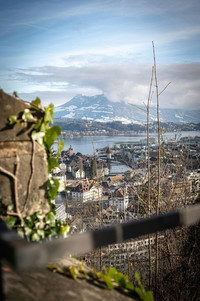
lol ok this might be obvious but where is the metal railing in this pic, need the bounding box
[1,204,200,299]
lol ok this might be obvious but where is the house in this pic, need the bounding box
[108,186,129,211]
[66,159,85,179]
[59,162,66,173]
[71,180,103,202]
[102,205,120,225]
[136,158,146,169]
[71,166,85,179]
[107,174,124,186]
[102,181,115,194]
[52,171,66,183]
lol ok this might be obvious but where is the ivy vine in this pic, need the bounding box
[4,92,69,240]
[49,263,154,301]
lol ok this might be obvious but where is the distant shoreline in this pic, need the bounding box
[60,129,200,139]
[54,131,200,155]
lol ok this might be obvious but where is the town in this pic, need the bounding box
[54,119,200,138]
[51,134,200,278]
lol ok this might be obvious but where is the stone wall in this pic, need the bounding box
[2,257,137,301]
[0,90,49,217]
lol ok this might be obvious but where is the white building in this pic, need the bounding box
[59,162,66,173]
[71,181,103,202]
[108,186,129,211]
[71,167,85,179]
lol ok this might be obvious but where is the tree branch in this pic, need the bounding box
[158,82,171,96]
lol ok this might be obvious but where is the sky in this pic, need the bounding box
[0,0,200,110]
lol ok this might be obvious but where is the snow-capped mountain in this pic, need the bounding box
[53,94,200,124]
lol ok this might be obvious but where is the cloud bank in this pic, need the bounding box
[13,62,200,110]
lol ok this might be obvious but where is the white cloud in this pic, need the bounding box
[6,62,200,110]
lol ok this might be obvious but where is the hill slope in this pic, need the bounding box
[54,94,200,124]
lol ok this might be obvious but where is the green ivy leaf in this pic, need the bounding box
[24,226,32,239]
[134,272,140,282]
[13,91,19,98]
[34,221,41,229]
[114,272,126,286]
[33,118,42,131]
[48,227,57,238]
[44,126,61,150]
[59,224,70,237]
[117,273,127,288]
[31,130,45,145]
[49,264,62,273]
[48,157,59,173]
[68,266,78,280]
[48,179,60,201]
[126,281,134,290]
[31,232,41,242]
[13,121,20,128]
[57,140,64,158]
[40,122,49,133]
[92,267,99,279]
[31,97,41,109]
[135,287,144,299]
[6,216,17,229]
[35,211,43,220]
[7,202,14,211]
[17,229,24,238]
[108,267,117,279]
[45,211,56,225]
[8,115,17,125]
[143,291,154,301]
[101,274,114,290]
[44,104,54,124]
[22,109,34,122]
[37,229,45,239]
[79,265,89,279]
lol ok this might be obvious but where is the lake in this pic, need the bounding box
[56,131,200,155]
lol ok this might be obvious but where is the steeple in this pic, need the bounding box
[69,145,74,156]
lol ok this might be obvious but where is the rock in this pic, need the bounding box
[0,90,49,217]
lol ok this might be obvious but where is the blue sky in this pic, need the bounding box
[0,0,200,109]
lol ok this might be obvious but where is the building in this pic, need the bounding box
[71,180,103,202]
[107,174,124,186]
[105,145,112,160]
[71,167,85,179]
[108,186,129,211]
[69,145,74,156]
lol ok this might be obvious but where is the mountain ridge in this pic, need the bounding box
[53,94,200,124]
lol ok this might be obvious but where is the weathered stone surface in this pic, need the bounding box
[0,90,41,142]
[0,90,49,217]
[0,141,49,216]
[2,257,138,301]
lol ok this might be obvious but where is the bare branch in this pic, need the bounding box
[158,82,171,96]
[128,103,146,113]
